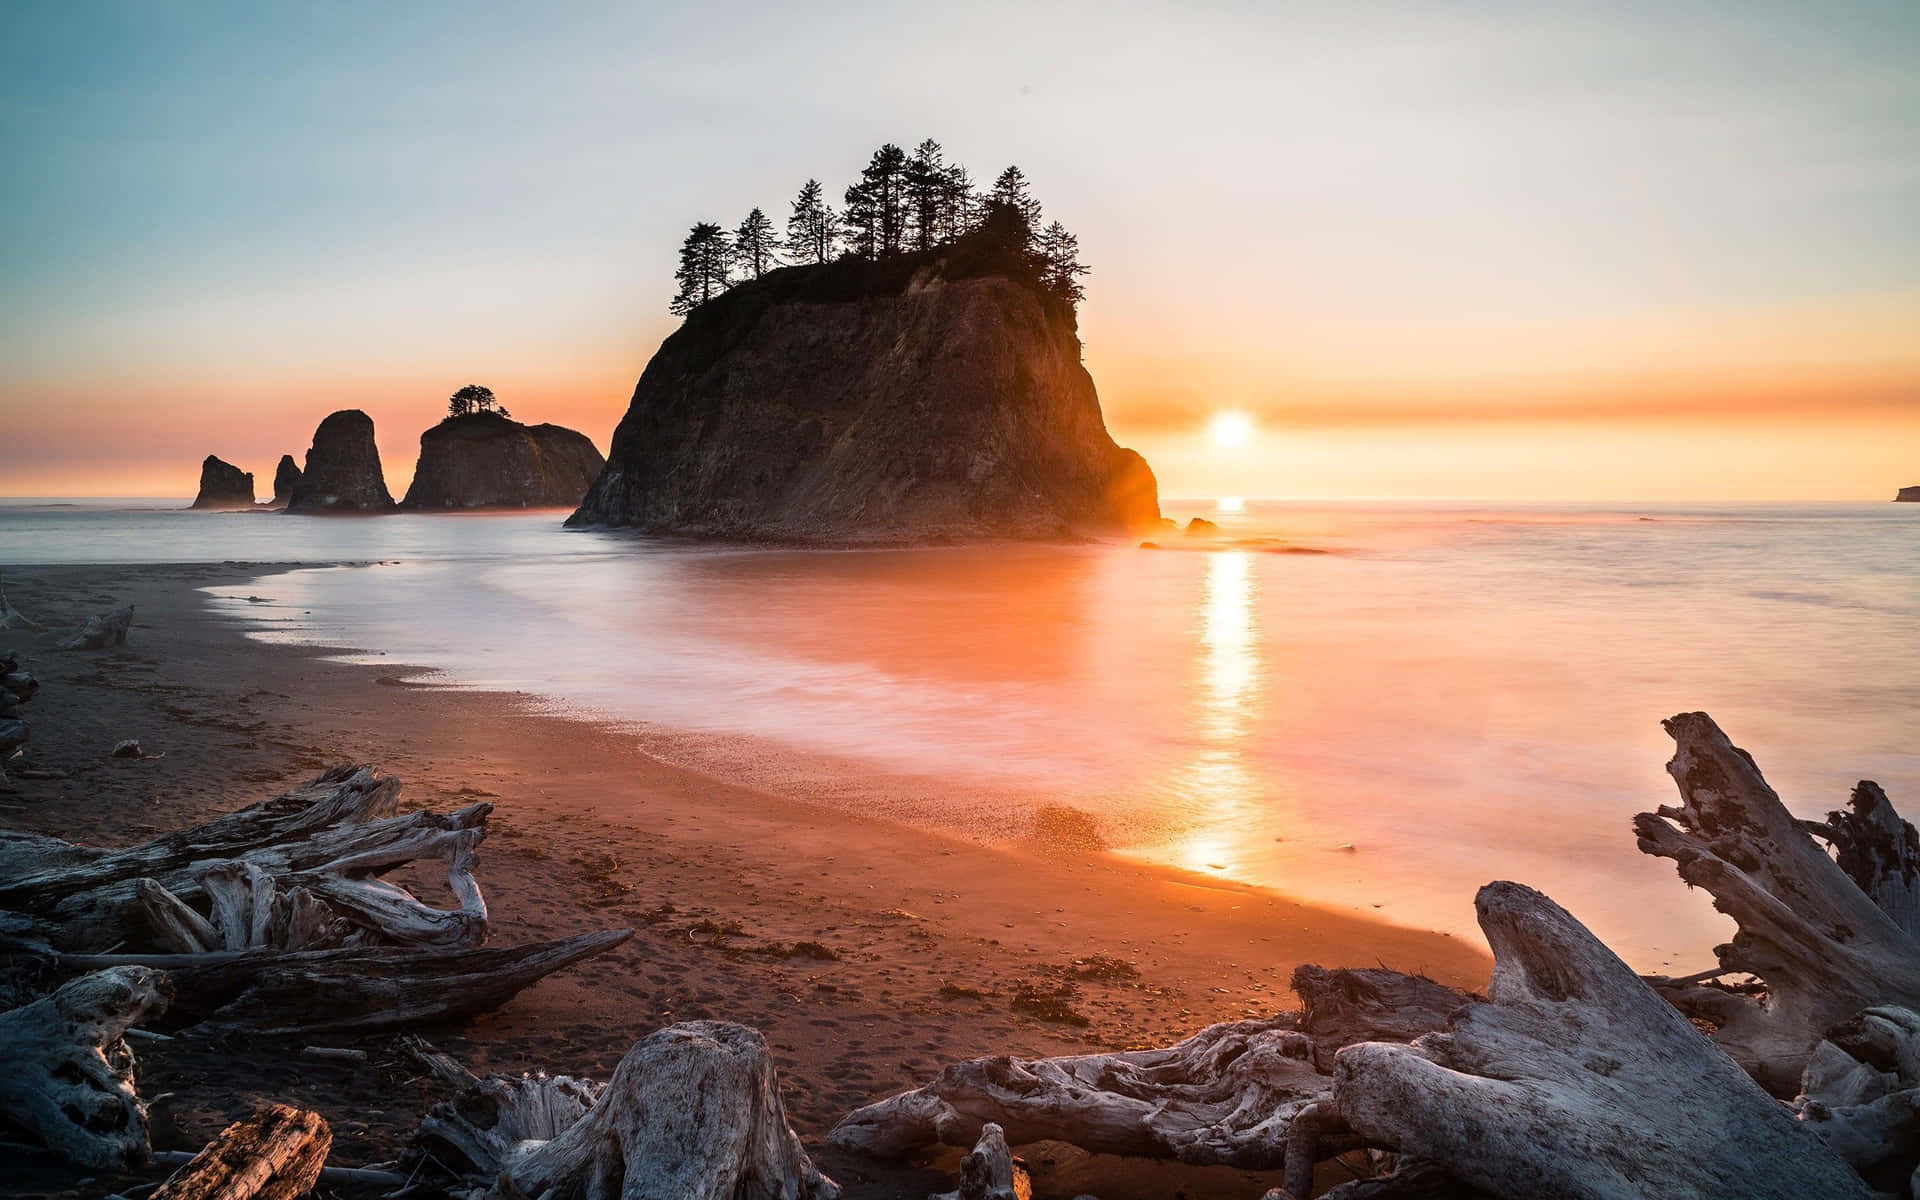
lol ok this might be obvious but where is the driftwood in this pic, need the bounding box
[1637,713,1920,1093]
[0,766,625,1035]
[830,966,1468,1168]
[150,1104,331,1200]
[59,929,630,1036]
[1329,881,1872,1200]
[0,573,41,630]
[410,1021,838,1200]
[60,603,133,650]
[934,1123,1031,1200]
[0,966,170,1169]
[1795,1005,1920,1194]
[0,765,489,953]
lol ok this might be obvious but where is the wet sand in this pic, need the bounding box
[0,562,1489,1199]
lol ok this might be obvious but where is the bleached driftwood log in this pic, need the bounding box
[151,1104,331,1200]
[934,1123,1031,1200]
[1637,713,1920,1093]
[0,765,487,951]
[60,928,630,1036]
[1795,1005,1920,1195]
[830,966,1470,1168]
[0,764,400,933]
[409,1021,838,1200]
[0,966,170,1169]
[1331,881,1872,1200]
[60,603,133,650]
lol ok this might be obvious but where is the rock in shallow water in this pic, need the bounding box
[190,456,254,509]
[567,255,1161,542]
[401,412,604,510]
[286,410,394,514]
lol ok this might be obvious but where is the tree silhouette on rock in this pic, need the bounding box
[734,208,779,280]
[663,141,1089,313]
[448,384,501,418]
[785,180,838,265]
[670,222,733,314]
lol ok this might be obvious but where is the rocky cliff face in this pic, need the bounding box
[567,257,1160,541]
[1897,486,1920,502]
[286,410,394,514]
[191,456,254,509]
[271,455,302,507]
[401,413,605,509]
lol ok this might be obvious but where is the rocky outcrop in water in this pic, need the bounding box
[567,250,1159,542]
[286,410,394,514]
[191,456,255,509]
[1897,486,1920,502]
[271,455,302,507]
[401,413,605,510]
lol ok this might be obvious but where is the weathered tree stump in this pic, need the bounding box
[151,1104,331,1200]
[409,1021,838,1200]
[1637,713,1920,1093]
[60,603,133,650]
[830,966,1470,1168]
[1331,881,1873,1200]
[0,966,170,1169]
[934,1123,1031,1200]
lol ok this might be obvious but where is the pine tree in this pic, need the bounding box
[669,222,732,314]
[989,165,1043,250]
[734,207,779,280]
[785,179,837,265]
[856,143,910,256]
[940,163,976,242]
[1037,220,1089,304]
[905,139,947,253]
[841,179,878,260]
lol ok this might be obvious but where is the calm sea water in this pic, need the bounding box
[4,497,1916,968]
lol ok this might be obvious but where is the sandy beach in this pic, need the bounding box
[0,562,1489,1199]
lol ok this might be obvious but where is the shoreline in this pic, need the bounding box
[0,561,1489,1199]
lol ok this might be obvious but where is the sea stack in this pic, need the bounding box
[567,252,1160,541]
[286,409,395,514]
[271,455,302,507]
[1897,485,1920,502]
[190,455,255,509]
[401,412,605,510]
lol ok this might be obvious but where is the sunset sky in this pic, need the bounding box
[4,2,1916,500]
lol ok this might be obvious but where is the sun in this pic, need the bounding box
[1208,409,1254,449]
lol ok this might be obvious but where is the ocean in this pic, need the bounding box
[4,497,1915,969]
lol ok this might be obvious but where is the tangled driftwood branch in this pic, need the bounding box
[0,766,628,1035]
[1638,713,1920,1093]
[830,966,1469,1169]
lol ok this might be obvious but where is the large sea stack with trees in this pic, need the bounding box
[567,141,1161,541]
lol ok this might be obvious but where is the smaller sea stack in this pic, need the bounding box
[401,412,605,510]
[191,456,255,509]
[1897,485,1919,502]
[271,455,302,507]
[286,410,395,514]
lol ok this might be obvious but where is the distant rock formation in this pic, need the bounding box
[191,456,255,509]
[286,410,394,514]
[1185,517,1219,538]
[568,252,1160,541]
[1897,485,1920,502]
[271,455,302,507]
[401,412,605,510]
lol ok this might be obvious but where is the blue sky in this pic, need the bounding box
[4,1,1916,496]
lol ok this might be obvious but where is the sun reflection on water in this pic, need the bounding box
[1170,550,1267,874]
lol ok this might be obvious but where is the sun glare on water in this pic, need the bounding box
[1208,409,1254,449]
